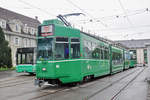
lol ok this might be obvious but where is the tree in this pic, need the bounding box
[0,27,12,68]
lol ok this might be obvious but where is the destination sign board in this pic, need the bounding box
[40,25,53,36]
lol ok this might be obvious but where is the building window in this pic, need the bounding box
[5,35,9,41]
[16,24,21,32]
[0,20,6,29]
[32,40,36,46]
[29,39,31,47]
[26,39,28,47]
[16,25,18,31]
[34,29,37,35]
[23,38,26,47]
[2,21,6,28]
[15,37,19,45]
[29,28,35,35]
[24,24,28,33]
[32,28,34,34]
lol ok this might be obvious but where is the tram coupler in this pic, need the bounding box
[34,79,44,87]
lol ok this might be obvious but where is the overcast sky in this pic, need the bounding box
[1,0,150,40]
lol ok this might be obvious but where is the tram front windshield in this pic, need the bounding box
[37,38,53,60]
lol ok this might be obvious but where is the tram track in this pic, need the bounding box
[29,87,68,100]
[76,67,140,90]
[29,67,141,100]
[110,67,145,100]
[0,75,34,83]
[5,83,67,100]
[84,67,145,100]
[0,77,34,88]
[0,80,33,88]
[0,77,33,84]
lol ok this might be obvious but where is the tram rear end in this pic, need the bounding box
[16,47,36,74]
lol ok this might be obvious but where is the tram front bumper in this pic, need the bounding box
[34,78,45,87]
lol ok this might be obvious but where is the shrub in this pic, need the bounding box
[0,27,12,68]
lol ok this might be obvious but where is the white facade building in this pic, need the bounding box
[0,7,40,66]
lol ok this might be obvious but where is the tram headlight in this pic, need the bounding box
[42,68,46,71]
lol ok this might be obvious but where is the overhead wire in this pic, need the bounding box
[66,0,108,27]
[72,8,149,25]
[19,0,56,17]
[118,0,133,26]
[99,24,150,31]
[66,0,150,39]
[18,0,150,40]
[96,8,149,21]
[102,31,150,40]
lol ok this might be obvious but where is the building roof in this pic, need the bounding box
[0,7,41,28]
[116,39,150,49]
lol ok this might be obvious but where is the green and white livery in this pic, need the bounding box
[16,47,36,74]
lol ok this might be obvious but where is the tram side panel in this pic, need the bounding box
[129,50,137,68]
[80,33,110,79]
[110,46,124,74]
[124,50,130,70]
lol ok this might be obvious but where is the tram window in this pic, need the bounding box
[37,38,53,60]
[100,49,104,59]
[55,43,69,59]
[125,52,130,60]
[83,40,92,59]
[71,38,80,59]
[130,51,136,60]
[26,53,33,64]
[71,38,80,42]
[83,47,91,58]
[104,50,108,59]
[56,37,68,42]
[104,47,109,59]
[112,52,123,65]
[55,37,69,59]
[71,44,80,58]
[22,54,25,64]
[92,48,100,59]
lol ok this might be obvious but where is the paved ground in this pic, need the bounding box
[0,70,18,79]
[39,67,146,100]
[90,67,148,100]
[115,66,149,100]
[0,67,149,100]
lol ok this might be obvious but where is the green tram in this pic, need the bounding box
[144,49,148,66]
[123,50,130,70]
[16,47,36,74]
[129,50,137,68]
[35,19,131,86]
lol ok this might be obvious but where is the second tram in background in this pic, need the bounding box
[16,47,36,74]
[129,50,137,67]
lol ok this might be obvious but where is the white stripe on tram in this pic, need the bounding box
[37,59,109,63]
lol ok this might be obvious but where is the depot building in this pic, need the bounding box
[116,39,150,66]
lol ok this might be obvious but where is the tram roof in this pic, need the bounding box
[40,19,127,49]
